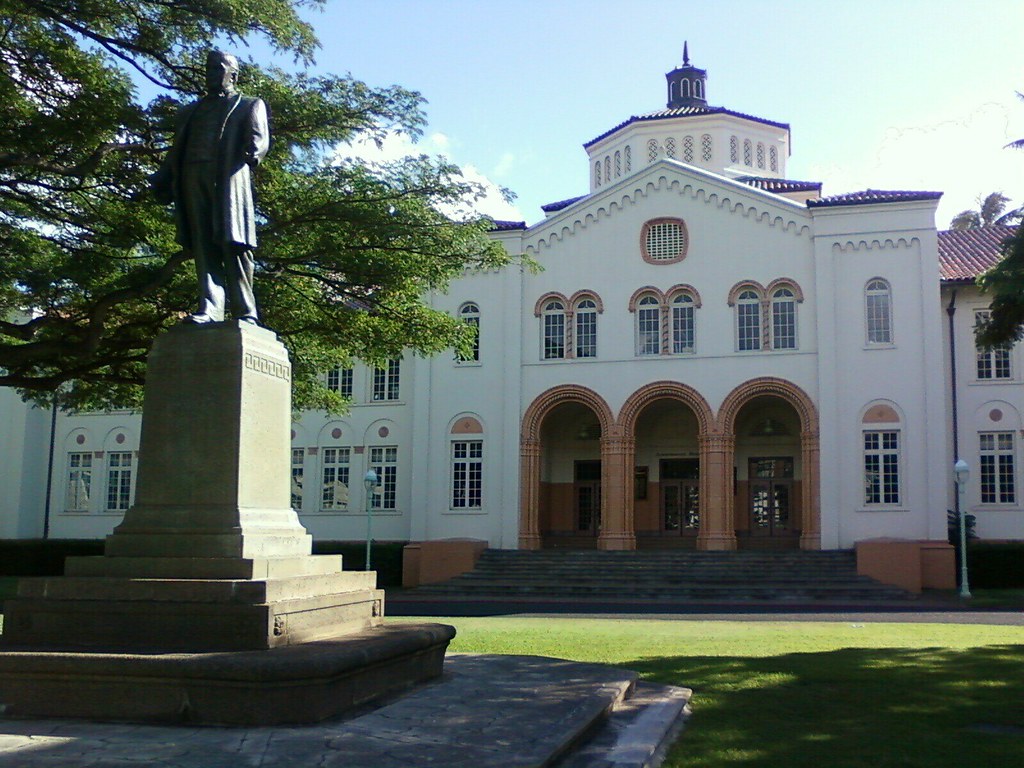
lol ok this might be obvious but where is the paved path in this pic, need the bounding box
[0,654,657,768]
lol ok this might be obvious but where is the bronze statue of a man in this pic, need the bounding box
[151,51,270,324]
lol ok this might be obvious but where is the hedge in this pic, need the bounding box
[967,543,1024,589]
[0,539,406,588]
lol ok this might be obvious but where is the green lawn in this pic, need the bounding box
[394,617,1024,768]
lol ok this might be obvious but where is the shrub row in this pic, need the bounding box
[0,539,407,588]
[967,543,1024,589]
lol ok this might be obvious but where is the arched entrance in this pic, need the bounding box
[718,378,821,550]
[520,386,615,549]
[619,382,715,550]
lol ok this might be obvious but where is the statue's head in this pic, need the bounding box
[205,50,239,96]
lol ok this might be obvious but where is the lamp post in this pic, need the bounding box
[363,469,378,571]
[954,459,971,598]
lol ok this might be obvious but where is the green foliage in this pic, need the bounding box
[967,542,1024,589]
[0,1,513,411]
[975,227,1024,347]
[950,192,1023,230]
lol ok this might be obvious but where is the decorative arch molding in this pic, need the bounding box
[618,381,715,437]
[102,426,137,451]
[449,413,485,434]
[627,286,666,312]
[533,291,569,317]
[665,283,702,307]
[830,236,920,255]
[717,377,819,436]
[569,289,604,313]
[520,385,616,444]
[526,171,811,253]
[63,427,94,451]
[727,280,766,306]
[860,400,904,425]
[766,277,805,302]
[317,419,354,444]
[973,400,1021,430]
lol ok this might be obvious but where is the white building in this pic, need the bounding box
[2,52,1021,582]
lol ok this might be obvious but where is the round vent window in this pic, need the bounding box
[641,218,688,264]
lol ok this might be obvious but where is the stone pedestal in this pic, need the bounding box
[0,322,453,722]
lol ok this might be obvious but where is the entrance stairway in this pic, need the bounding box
[409,549,917,603]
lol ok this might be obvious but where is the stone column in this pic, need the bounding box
[598,427,636,550]
[800,432,822,550]
[518,439,542,549]
[697,433,737,550]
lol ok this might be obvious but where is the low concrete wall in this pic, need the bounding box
[855,538,956,593]
[402,539,487,588]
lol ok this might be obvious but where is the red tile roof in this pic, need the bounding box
[806,189,942,208]
[938,225,1018,281]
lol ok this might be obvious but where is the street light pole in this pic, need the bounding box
[954,459,971,598]
[363,469,378,571]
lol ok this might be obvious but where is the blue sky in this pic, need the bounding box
[268,0,1024,227]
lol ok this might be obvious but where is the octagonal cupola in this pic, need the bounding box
[665,42,707,109]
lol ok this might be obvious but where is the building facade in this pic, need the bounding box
[3,52,1022,556]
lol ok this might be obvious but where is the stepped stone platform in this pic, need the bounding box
[0,654,692,768]
[407,549,917,603]
[0,322,453,725]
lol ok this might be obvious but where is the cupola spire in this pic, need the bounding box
[665,43,707,109]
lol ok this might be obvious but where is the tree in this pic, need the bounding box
[0,0,512,412]
[949,192,1022,230]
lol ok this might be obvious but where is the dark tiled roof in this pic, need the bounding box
[489,220,527,232]
[938,225,1017,281]
[736,176,822,194]
[584,106,790,148]
[540,195,587,213]
[806,189,943,208]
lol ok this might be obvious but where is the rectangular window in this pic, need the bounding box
[105,452,133,512]
[637,306,661,355]
[370,446,398,510]
[576,311,597,358]
[980,432,1015,504]
[291,447,304,510]
[772,301,796,349]
[372,359,401,401]
[451,440,483,509]
[321,447,350,510]
[866,293,892,343]
[66,452,92,511]
[450,442,481,507]
[327,367,353,398]
[543,313,565,359]
[976,311,1011,379]
[864,431,899,505]
[672,304,694,353]
[737,303,761,351]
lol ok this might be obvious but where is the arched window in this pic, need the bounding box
[665,137,677,159]
[542,299,566,359]
[636,295,662,356]
[669,81,676,102]
[681,79,690,98]
[865,279,892,345]
[647,139,658,163]
[862,404,902,506]
[743,139,752,166]
[769,145,778,172]
[575,298,598,358]
[671,293,696,353]
[450,417,484,510]
[701,134,712,162]
[756,142,765,169]
[457,302,480,362]
[736,289,762,351]
[614,150,621,177]
[624,145,632,172]
[694,80,703,99]
[683,135,694,162]
[604,156,611,182]
[730,136,739,163]
[594,161,601,187]
[771,287,797,349]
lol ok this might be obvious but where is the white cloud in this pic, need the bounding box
[335,131,524,222]
[493,152,515,178]
[810,101,1024,227]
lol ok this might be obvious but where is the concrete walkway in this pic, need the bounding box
[0,654,690,768]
